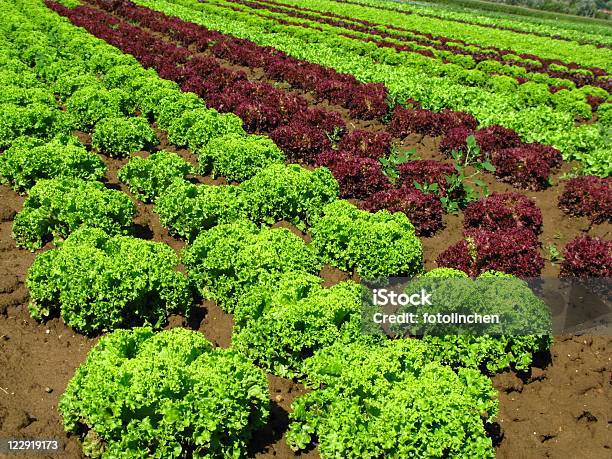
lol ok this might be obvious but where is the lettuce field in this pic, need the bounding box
[0,0,610,457]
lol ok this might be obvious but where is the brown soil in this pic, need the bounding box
[494,336,611,459]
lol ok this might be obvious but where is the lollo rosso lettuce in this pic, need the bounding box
[389,106,477,137]
[558,175,611,225]
[315,150,390,199]
[436,228,544,277]
[560,235,612,278]
[337,129,391,159]
[463,192,543,234]
[441,124,523,159]
[26,227,192,334]
[0,135,106,191]
[12,177,135,250]
[288,338,498,458]
[270,122,331,164]
[361,187,444,236]
[397,160,459,197]
[59,327,269,458]
[311,200,423,280]
[491,145,557,191]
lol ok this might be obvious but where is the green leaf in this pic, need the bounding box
[481,161,496,172]
[472,179,486,188]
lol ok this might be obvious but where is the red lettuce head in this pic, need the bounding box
[492,147,552,191]
[271,123,331,164]
[464,192,543,234]
[316,150,390,199]
[436,228,544,277]
[361,187,444,236]
[560,235,611,277]
[559,176,612,225]
[338,130,391,160]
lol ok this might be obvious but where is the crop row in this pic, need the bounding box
[113,0,580,192]
[26,0,604,276]
[47,0,407,206]
[83,0,389,120]
[280,0,612,67]
[336,0,612,47]
[130,0,611,176]
[2,4,509,456]
[67,0,573,178]
[9,0,606,252]
[47,0,445,232]
[207,0,611,114]
[2,0,421,332]
[62,0,611,239]
[250,0,605,63]
[8,0,605,330]
[221,0,611,93]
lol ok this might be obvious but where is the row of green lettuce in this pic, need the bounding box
[3,1,552,457]
[206,0,609,117]
[59,323,500,458]
[38,221,548,457]
[39,217,550,458]
[247,0,606,78]
[325,0,612,50]
[133,0,611,176]
[183,0,612,103]
[413,0,612,25]
[50,218,548,458]
[251,0,612,71]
